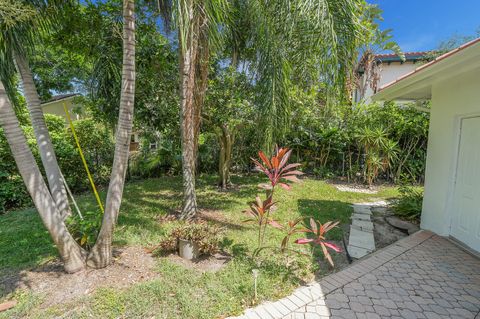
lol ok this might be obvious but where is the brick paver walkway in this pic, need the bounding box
[231,231,480,319]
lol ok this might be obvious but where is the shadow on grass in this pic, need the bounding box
[297,199,353,240]
[296,199,354,271]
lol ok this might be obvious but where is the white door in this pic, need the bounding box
[450,116,480,252]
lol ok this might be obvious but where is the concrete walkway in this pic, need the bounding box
[231,231,480,319]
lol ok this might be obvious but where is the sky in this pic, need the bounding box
[370,0,480,52]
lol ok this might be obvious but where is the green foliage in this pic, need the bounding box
[63,118,114,190]
[0,112,114,211]
[66,211,103,250]
[155,221,223,256]
[0,173,29,213]
[281,99,429,184]
[129,137,182,178]
[391,186,423,221]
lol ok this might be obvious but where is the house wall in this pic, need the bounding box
[42,98,83,123]
[421,68,480,235]
[362,62,419,102]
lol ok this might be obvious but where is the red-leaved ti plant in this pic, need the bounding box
[251,146,304,192]
[245,146,302,249]
[294,218,341,267]
[245,146,341,268]
[244,196,283,247]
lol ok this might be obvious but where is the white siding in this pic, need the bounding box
[363,62,419,102]
[421,68,480,236]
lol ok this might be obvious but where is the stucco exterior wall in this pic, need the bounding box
[421,68,480,235]
[41,98,83,123]
[363,62,419,101]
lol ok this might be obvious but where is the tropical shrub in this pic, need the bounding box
[66,211,103,250]
[245,147,303,249]
[391,186,423,221]
[279,216,341,267]
[129,136,182,178]
[154,221,222,256]
[246,146,341,266]
[281,100,429,184]
[286,218,341,267]
[62,118,115,190]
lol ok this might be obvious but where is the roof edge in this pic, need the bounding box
[378,38,480,93]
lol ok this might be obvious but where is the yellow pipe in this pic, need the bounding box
[64,103,105,213]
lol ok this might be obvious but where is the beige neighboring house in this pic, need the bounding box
[373,38,480,254]
[355,52,429,103]
[41,93,141,152]
[41,93,84,122]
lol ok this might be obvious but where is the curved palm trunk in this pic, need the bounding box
[87,0,136,268]
[179,1,200,220]
[0,81,86,273]
[14,51,71,220]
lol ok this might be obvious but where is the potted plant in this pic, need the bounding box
[178,238,200,260]
[153,221,222,260]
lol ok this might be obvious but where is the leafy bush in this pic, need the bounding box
[0,174,30,213]
[0,113,114,211]
[154,221,222,256]
[66,211,103,250]
[62,118,114,190]
[0,129,32,212]
[391,186,423,221]
[129,137,182,178]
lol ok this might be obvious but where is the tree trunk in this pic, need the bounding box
[192,11,210,173]
[14,51,72,220]
[87,0,136,268]
[0,81,86,273]
[179,1,200,220]
[217,125,234,190]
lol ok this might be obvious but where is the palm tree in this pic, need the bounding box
[156,0,228,219]
[0,80,86,273]
[158,0,363,218]
[1,0,72,219]
[0,0,136,272]
[86,0,136,268]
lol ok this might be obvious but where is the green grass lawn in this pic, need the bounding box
[0,175,399,319]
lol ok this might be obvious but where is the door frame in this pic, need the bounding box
[446,112,480,240]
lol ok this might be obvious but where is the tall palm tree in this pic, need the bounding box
[1,0,72,219]
[156,0,228,219]
[168,0,364,213]
[0,80,86,273]
[87,0,136,268]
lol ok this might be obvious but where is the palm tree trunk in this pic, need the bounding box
[0,81,86,273]
[192,13,210,173]
[87,0,136,268]
[179,1,200,220]
[14,51,71,220]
